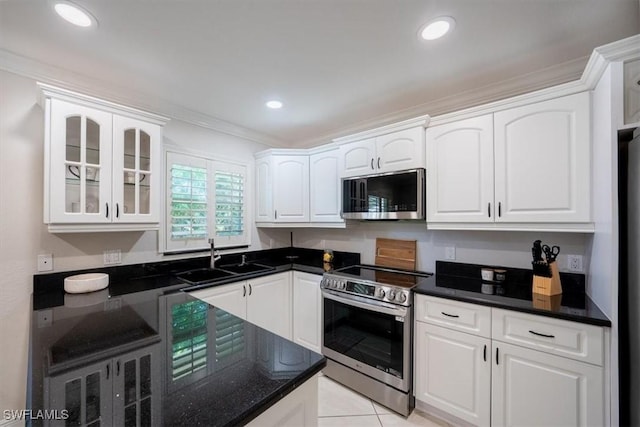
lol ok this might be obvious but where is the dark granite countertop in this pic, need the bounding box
[413,261,611,327]
[29,247,360,426]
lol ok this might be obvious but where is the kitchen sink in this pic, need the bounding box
[176,268,235,285]
[219,263,274,274]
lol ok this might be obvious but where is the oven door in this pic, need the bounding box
[321,289,411,392]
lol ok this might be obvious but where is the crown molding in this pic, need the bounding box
[0,49,285,147]
[332,115,429,145]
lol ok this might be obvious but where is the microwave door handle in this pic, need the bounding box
[322,289,407,318]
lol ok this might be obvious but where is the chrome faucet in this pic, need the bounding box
[240,254,247,266]
[209,238,221,269]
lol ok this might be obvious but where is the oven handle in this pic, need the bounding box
[322,290,408,318]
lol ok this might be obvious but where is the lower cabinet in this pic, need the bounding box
[492,341,603,427]
[414,322,491,426]
[292,272,322,353]
[189,272,292,340]
[46,343,160,427]
[246,374,319,427]
[414,295,607,427]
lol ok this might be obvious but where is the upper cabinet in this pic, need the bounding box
[624,59,640,125]
[340,126,426,177]
[426,92,592,231]
[255,147,344,227]
[40,84,167,232]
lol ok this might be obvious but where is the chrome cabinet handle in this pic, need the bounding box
[371,158,374,169]
[377,157,381,169]
[249,284,252,296]
[243,285,246,297]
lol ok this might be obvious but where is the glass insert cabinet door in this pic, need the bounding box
[49,99,113,223]
[112,116,161,223]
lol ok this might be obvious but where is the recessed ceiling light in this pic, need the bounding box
[419,16,455,41]
[265,100,283,109]
[54,1,97,28]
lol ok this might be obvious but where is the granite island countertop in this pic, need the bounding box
[29,247,357,426]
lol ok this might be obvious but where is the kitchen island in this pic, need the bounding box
[28,247,354,426]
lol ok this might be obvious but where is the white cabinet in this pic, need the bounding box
[309,147,343,223]
[292,272,322,353]
[340,127,425,177]
[494,93,591,223]
[273,155,310,222]
[415,322,491,426]
[40,84,166,232]
[255,152,309,223]
[189,280,248,319]
[247,273,293,340]
[189,272,292,340]
[426,114,494,223]
[624,59,640,125]
[414,295,608,426]
[426,92,591,229]
[492,341,604,427]
[255,148,345,227]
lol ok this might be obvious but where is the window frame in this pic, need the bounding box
[162,149,251,254]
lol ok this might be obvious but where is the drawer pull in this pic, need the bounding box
[441,311,459,318]
[529,330,555,339]
[483,344,487,362]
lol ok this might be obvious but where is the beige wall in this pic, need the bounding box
[0,70,288,414]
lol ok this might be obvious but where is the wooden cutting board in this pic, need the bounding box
[375,238,417,270]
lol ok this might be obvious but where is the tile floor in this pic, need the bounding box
[318,374,453,427]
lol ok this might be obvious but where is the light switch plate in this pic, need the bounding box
[37,254,53,272]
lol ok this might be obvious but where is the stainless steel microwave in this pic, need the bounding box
[341,168,425,220]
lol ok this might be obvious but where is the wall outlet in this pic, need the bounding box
[445,246,456,260]
[37,254,53,272]
[103,249,122,265]
[567,255,583,272]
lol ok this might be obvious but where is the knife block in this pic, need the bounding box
[532,261,562,296]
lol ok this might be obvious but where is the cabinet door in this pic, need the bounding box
[340,138,376,177]
[112,116,161,223]
[624,59,640,125]
[494,92,591,223]
[189,281,247,320]
[292,272,322,352]
[272,156,310,222]
[247,272,292,339]
[309,149,343,223]
[492,341,604,427]
[415,322,491,426]
[255,157,274,222]
[46,359,113,427]
[376,127,425,172]
[426,115,495,223]
[113,344,161,427]
[49,99,113,223]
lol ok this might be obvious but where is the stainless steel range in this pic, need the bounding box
[321,264,432,416]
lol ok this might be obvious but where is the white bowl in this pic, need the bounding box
[64,273,109,294]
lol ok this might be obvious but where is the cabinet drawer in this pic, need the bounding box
[415,295,491,338]
[491,308,604,365]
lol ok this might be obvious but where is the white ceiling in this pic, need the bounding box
[1,1,638,147]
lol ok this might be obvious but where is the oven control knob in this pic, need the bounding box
[396,292,407,303]
[375,288,385,299]
[339,281,346,290]
[388,290,396,301]
[321,278,327,287]
[330,279,337,288]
